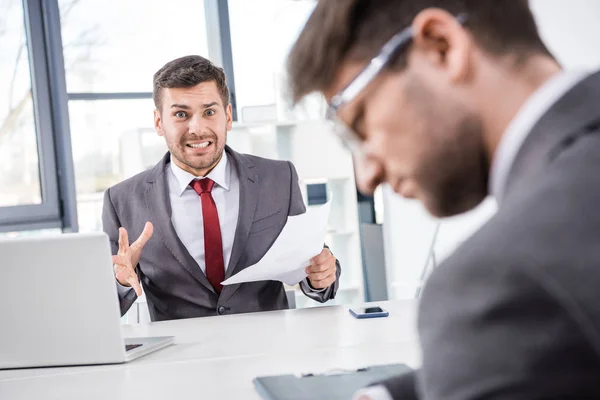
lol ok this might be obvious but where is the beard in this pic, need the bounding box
[419,114,489,217]
[406,77,489,218]
[169,130,226,175]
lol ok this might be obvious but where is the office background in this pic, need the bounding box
[1,0,600,314]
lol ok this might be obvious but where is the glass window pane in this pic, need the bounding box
[228,0,321,121]
[0,0,42,207]
[59,0,210,93]
[67,99,167,232]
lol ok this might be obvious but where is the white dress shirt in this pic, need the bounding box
[489,70,589,201]
[168,151,323,293]
[168,151,239,273]
[355,69,589,400]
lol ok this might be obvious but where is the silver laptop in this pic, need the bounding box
[0,232,174,369]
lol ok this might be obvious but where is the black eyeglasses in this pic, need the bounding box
[326,13,468,156]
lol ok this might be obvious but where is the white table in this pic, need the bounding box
[0,300,420,399]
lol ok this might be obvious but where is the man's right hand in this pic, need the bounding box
[112,222,153,296]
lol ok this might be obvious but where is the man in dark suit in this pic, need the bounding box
[287,0,600,399]
[104,55,340,321]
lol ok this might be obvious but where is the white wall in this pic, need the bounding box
[531,0,600,70]
[382,190,497,299]
[382,1,600,299]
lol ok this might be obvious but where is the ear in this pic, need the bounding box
[225,103,233,131]
[154,109,164,137]
[411,8,472,83]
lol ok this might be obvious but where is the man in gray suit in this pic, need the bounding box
[288,0,600,399]
[104,55,340,321]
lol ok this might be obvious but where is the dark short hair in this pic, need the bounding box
[288,0,553,103]
[153,55,230,110]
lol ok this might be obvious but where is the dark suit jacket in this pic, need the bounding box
[102,146,340,321]
[381,71,600,399]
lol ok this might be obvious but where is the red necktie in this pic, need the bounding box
[190,178,225,293]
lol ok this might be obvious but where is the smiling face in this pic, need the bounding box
[154,81,233,177]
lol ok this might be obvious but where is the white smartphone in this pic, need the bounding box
[349,306,389,319]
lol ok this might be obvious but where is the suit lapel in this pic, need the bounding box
[144,153,216,294]
[224,147,259,277]
[503,70,600,202]
[220,147,259,300]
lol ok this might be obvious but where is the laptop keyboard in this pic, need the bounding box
[125,344,143,352]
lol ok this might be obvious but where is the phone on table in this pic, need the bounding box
[349,306,389,319]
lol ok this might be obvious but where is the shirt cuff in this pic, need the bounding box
[352,385,394,400]
[300,277,327,293]
[116,279,131,289]
[116,279,134,296]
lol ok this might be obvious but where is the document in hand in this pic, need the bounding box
[221,200,331,286]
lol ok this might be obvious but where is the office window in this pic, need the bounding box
[0,0,69,233]
[58,0,210,232]
[67,99,164,231]
[0,0,41,207]
[228,0,322,122]
[59,0,210,93]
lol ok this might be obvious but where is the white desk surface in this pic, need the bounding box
[0,300,420,399]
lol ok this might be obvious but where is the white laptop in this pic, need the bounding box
[0,232,174,369]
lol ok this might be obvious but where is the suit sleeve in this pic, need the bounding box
[287,160,306,217]
[376,370,419,400]
[415,251,597,400]
[287,161,341,302]
[102,188,138,316]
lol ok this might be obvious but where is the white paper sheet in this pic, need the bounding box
[221,200,331,286]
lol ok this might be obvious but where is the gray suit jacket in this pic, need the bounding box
[102,146,340,321]
[381,70,600,399]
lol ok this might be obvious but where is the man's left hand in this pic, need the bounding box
[305,248,337,289]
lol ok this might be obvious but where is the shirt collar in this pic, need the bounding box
[489,70,589,201]
[169,150,231,196]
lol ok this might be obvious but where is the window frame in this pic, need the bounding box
[0,0,77,233]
